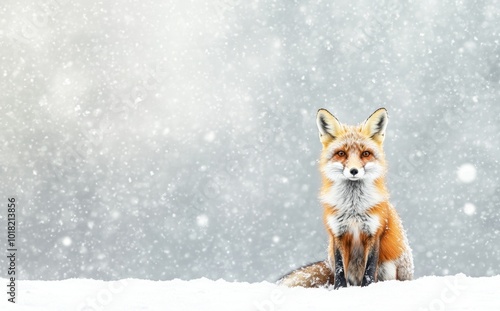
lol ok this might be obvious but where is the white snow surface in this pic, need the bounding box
[1,274,500,310]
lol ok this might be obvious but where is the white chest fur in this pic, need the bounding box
[322,180,383,237]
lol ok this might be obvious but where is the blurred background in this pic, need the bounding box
[0,0,499,282]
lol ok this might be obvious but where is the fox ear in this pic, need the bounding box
[316,109,342,144]
[362,108,388,144]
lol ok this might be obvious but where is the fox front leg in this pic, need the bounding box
[333,248,347,289]
[361,241,380,287]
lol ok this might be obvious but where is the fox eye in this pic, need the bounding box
[336,151,346,157]
[362,151,371,157]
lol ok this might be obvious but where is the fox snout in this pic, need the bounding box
[342,156,366,180]
[344,166,365,180]
[323,155,383,182]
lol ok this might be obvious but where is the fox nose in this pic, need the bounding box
[350,168,359,176]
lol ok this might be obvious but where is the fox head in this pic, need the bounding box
[316,108,388,182]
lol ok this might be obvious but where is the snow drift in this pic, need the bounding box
[1,274,499,310]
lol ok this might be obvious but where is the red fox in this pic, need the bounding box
[279,108,413,288]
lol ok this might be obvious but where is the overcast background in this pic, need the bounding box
[1,0,499,282]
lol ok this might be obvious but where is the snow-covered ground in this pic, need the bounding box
[1,274,499,310]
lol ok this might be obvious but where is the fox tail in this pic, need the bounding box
[278,260,334,288]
